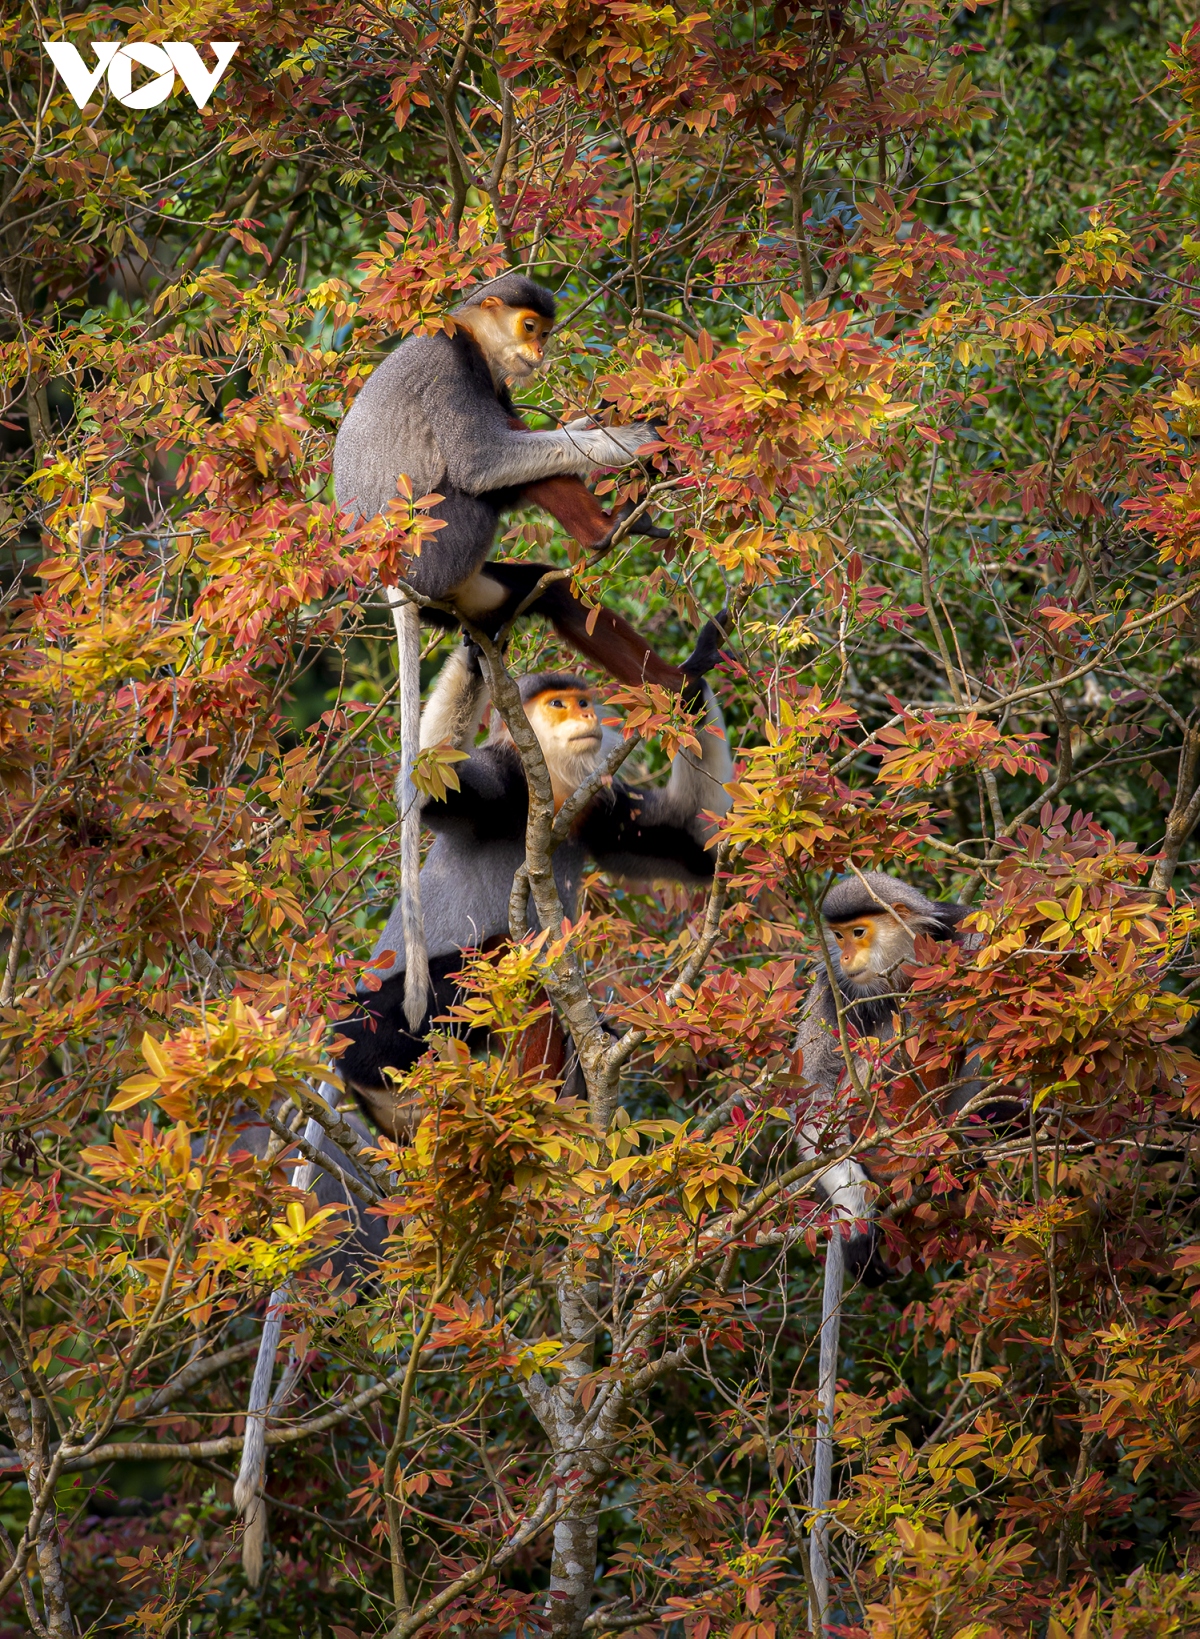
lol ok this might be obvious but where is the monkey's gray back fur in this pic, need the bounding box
[332,326,652,597]
[369,823,588,979]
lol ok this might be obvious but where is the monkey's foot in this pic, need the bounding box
[680,608,730,687]
[597,501,673,553]
[845,1224,891,1288]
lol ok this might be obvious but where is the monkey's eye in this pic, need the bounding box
[852,926,868,938]
[548,698,564,709]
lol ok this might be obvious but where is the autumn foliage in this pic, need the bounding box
[1,0,1200,1636]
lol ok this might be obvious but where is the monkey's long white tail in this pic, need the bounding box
[234,1082,335,1586]
[809,1225,844,1634]
[386,587,430,1031]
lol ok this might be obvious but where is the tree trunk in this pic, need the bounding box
[548,1501,600,1639]
[0,1378,73,1638]
[544,1275,603,1639]
[1150,725,1200,896]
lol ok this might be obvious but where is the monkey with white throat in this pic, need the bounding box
[793,871,972,1281]
[334,636,732,1139]
[334,271,720,1030]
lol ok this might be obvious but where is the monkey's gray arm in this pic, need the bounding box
[793,979,845,1100]
[422,367,658,494]
[419,643,489,754]
[646,683,733,841]
[586,685,731,885]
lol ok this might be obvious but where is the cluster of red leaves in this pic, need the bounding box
[907,812,1200,1114]
[498,0,990,153]
[720,685,937,902]
[602,300,905,520]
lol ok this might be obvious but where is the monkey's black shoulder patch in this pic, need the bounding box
[421,744,529,843]
[580,782,714,883]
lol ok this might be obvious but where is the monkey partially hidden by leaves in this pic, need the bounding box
[794,871,974,1282]
[795,871,988,1606]
[335,633,731,1140]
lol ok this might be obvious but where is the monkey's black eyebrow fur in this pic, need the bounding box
[819,869,969,932]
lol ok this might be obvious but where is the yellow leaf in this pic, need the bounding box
[108,1074,160,1112]
[141,1032,170,1077]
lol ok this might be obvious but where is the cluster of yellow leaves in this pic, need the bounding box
[78,1104,348,1338]
[721,690,935,900]
[231,1198,346,1285]
[1054,207,1139,292]
[707,523,785,585]
[411,740,470,801]
[601,1106,749,1224]
[862,1508,1033,1639]
[111,996,332,1123]
[722,690,863,863]
[1083,1323,1200,1483]
[837,1411,1043,1550]
[910,840,1200,1112]
[27,572,188,703]
[373,1039,600,1290]
[82,1118,202,1240]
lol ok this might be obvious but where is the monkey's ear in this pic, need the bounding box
[890,901,914,920]
[479,295,505,309]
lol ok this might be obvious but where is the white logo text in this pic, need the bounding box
[43,41,240,111]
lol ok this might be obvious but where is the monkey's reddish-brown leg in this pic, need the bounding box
[520,473,615,548]
[505,414,616,548]
[515,1004,568,1080]
[538,586,686,689]
[503,417,684,687]
[478,936,570,1080]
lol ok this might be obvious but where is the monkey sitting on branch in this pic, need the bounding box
[333,270,683,689]
[793,871,974,1281]
[335,634,732,1140]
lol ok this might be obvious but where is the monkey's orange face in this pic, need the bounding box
[828,916,882,976]
[505,307,554,377]
[463,297,555,384]
[528,688,602,754]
